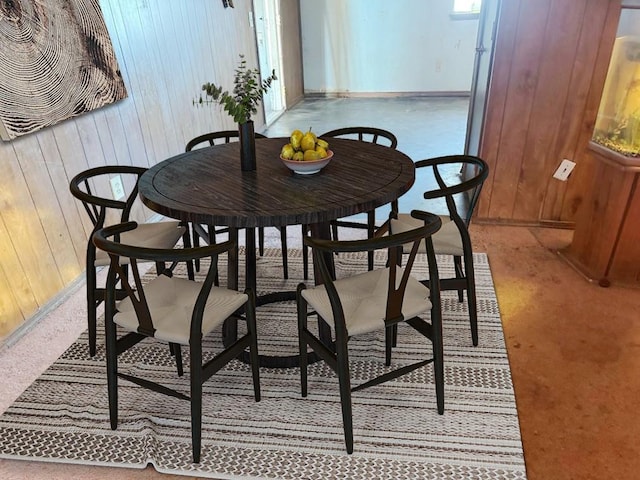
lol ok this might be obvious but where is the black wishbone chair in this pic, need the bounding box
[388,155,489,346]
[185,130,289,279]
[296,211,444,454]
[70,165,192,357]
[301,126,399,279]
[93,221,260,464]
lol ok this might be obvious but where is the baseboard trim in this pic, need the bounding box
[304,91,470,98]
[0,274,87,352]
[474,218,575,229]
[1,215,169,352]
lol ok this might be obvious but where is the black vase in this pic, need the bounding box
[239,121,256,171]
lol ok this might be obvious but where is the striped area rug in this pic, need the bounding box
[0,248,527,479]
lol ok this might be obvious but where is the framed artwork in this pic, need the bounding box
[0,0,127,141]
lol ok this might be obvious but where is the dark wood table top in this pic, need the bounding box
[139,137,415,228]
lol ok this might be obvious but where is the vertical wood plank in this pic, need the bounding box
[184,0,227,136]
[487,0,552,220]
[0,148,38,323]
[477,0,521,219]
[541,0,614,221]
[126,1,171,164]
[103,0,157,166]
[51,120,95,238]
[0,253,23,337]
[147,0,192,148]
[13,135,81,285]
[100,0,152,169]
[0,217,28,335]
[0,137,64,306]
[513,0,587,220]
[35,129,87,269]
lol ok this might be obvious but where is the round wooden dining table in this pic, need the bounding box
[138,136,415,367]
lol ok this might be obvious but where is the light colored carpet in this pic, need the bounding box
[0,248,526,479]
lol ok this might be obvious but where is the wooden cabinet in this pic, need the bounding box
[560,2,640,287]
[561,143,640,287]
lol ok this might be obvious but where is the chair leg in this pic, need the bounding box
[335,334,354,454]
[208,225,220,286]
[105,308,119,430]
[384,314,399,358]
[297,289,309,397]
[302,224,309,280]
[182,226,195,281]
[385,325,394,366]
[464,253,479,347]
[245,291,261,402]
[170,343,184,376]
[454,256,464,302]
[431,313,445,415]
[190,340,203,463]
[258,227,265,256]
[388,245,401,350]
[192,224,201,272]
[87,272,98,357]
[331,221,339,242]
[279,226,288,279]
[367,210,375,271]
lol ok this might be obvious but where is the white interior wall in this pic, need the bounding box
[300,0,480,94]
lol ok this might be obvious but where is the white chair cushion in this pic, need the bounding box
[95,221,185,266]
[390,214,463,256]
[301,267,431,336]
[114,274,248,345]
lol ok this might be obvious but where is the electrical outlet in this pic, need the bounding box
[553,159,576,181]
[110,175,125,200]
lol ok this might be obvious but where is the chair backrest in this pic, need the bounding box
[304,212,441,330]
[93,221,233,339]
[70,165,146,234]
[185,130,267,151]
[320,127,398,149]
[416,155,489,227]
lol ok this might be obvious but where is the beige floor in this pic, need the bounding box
[471,224,640,480]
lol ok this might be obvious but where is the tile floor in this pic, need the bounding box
[262,95,470,216]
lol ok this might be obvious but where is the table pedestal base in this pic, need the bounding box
[222,290,333,369]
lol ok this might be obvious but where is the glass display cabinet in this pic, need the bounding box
[591,2,640,163]
[592,35,640,157]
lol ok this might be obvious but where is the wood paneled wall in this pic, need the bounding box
[477,0,622,225]
[0,0,303,340]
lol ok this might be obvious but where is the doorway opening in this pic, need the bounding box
[253,0,286,124]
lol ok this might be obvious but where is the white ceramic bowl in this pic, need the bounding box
[280,150,334,175]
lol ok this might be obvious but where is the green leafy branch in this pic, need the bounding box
[196,54,277,124]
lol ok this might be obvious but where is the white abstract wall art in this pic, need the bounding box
[0,0,127,141]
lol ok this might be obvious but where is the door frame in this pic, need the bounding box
[464,0,501,157]
[253,0,286,124]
